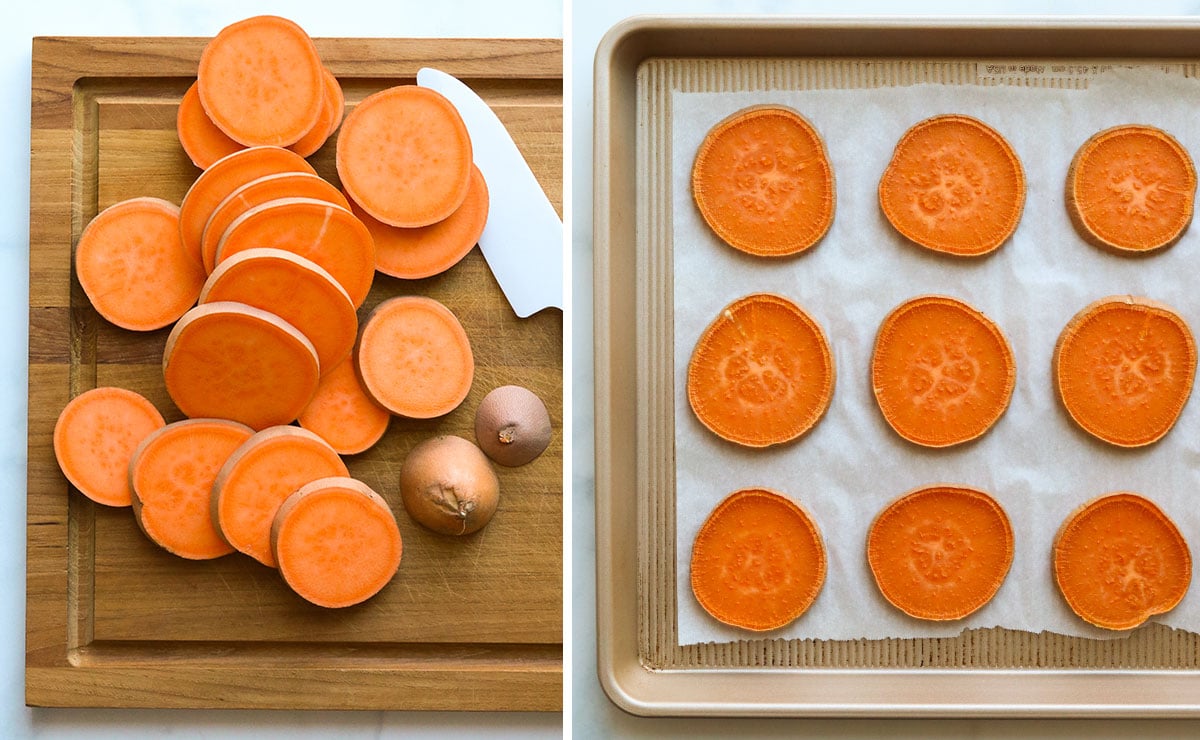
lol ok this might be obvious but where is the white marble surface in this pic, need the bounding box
[5,1,561,737]
[572,0,1200,737]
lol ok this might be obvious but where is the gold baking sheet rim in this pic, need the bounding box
[593,16,1200,718]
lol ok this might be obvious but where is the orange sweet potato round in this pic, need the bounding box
[687,293,834,448]
[1054,492,1191,630]
[879,114,1025,256]
[867,485,1014,621]
[872,295,1015,447]
[1054,296,1196,447]
[690,488,826,631]
[691,105,835,257]
[1066,124,1197,254]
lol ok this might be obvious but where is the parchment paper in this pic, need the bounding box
[673,67,1200,645]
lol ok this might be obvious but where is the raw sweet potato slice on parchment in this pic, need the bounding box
[1066,124,1196,254]
[1054,296,1196,447]
[1054,492,1191,630]
[868,485,1014,621]
[879,114,1025,256]
[872,295,1015,448]
[690,488,826,632]
[687,293,834,448]
[691,105,835,257]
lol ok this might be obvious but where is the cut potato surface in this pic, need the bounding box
[879,114,1025,256]
[212,426,349,568]
[76,197,206,331]
[872,295,1015,447]
[690,488,826,631]
[355,296,474,419]
[197,15,324,147]
[163,302,320,430]
[179,145,316,268]
[297,358,391,456]
[336,85,473,228]
[1054,492,1191,630]
[271,476,402,608]
[1067,124,1196,254]
[350,164,489,280]
[288,67,345,158]
[691,105,835,257]
[53,387,165,508]
[199,248,358,375]
[687,293,834,447]
[200,171,350,274]
[129,418,253,560]
[868,485,1014,621]
[1054,296,1195,447]
[214,196,375,308]
[176,81,244,169]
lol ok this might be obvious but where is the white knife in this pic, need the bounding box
[417,67,563,318]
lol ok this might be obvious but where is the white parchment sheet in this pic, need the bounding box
[673,68,1200,645]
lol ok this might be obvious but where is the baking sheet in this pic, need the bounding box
[673,66,1200,645]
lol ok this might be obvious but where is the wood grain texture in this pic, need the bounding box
[28,36,562,710]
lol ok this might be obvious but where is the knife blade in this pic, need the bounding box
[417,67,563,318]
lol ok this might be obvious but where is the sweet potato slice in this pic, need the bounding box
[1066,124,1196,254]
[288,67,344,158]
[686,293,834,447]
[163,301,320,430]
[214,197,375,308]
[76,197,206,331]
[200,171,350,274]
[297,357,390,455]
[212,426,349,568]
[335,85,472,228]
[179,146,316,268]
[199,248,357,374]
[348,165,489,279]
[872,295,1016,447]
[867,485,1014,621]
[271,476,402,608]
[879,114,1026,256]
[53,387,165,508]
[129,418,253,560]
[176,81,244,169]
[691,105,835,256]
[355,296,474,418]
[1054,296,1196,447]
[197,15,324,147]
[690,488,826,631]
[1054,492,1191,630]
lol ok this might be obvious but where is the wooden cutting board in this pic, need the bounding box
[27,35,562,710]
